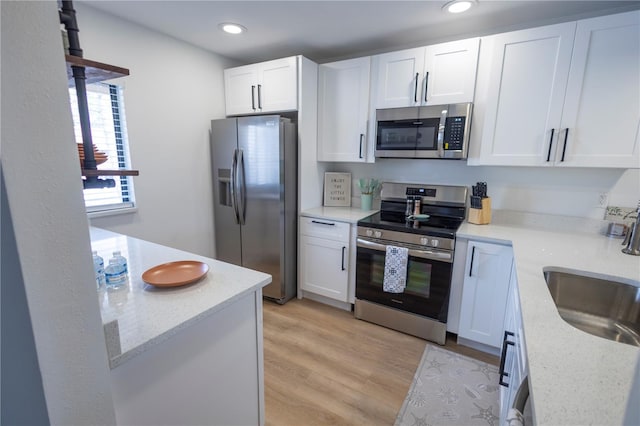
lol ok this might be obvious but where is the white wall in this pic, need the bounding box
[1,168,50,425]
[77,3,237,257]
[609,169,640,207]
[1,2,116,424]
[328,160,638,219]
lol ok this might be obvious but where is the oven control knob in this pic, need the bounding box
[420,237,428,245]
[374,230,382,238]
[431,239,439,247]
[366,229,373,237]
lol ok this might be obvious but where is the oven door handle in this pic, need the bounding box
[356,238,452,262]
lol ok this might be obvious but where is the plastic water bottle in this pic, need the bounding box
[105,257,127,290]
[92,251,106,289]
[112,251,128,275]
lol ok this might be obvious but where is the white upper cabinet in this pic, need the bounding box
[558,12,640,168]
[473,23,575,166]
[224,66,259,116]
[371,38,480,109]
[372,47,425,108]
[424,38,481,105]
[471,11,639,168]
[317,57,372,162]
[224,56,298,116]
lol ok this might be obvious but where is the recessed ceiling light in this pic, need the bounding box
[219,23,246,35]
[443,0,476,14]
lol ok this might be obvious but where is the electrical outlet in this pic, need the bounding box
[598,192,609,208]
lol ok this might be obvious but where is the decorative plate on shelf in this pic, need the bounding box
[142,260,209,287]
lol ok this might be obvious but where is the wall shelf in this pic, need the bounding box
[66,56,136,177]
[82,169,140,177]
[62,1,139,184]
[65,54,129,86]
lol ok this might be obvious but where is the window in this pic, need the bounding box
[69,83,135,214]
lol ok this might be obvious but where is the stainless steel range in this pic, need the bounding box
[355,182,467,345]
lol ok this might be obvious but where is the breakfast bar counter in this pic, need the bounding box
[90,227,271,425]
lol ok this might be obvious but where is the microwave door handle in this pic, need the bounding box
[437,107,448,157]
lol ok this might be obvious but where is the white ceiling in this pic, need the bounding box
[82,0,640,64]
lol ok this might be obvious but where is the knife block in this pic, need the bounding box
[468,197,491,225]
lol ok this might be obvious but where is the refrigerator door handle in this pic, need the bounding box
[237,148,246,225]
[231,149,240,224]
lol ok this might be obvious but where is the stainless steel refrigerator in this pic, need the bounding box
[210,116,297,303]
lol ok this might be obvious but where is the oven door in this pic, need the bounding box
[355,237,453,322]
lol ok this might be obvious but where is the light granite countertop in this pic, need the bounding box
[300,206,378,224]
[90,227,271,368]
[457,221,640,425]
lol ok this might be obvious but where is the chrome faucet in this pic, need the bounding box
[622,202,640,256]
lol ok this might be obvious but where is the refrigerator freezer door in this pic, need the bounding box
[210,119,242,265]
[237,116,284,299]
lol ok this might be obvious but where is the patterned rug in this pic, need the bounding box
[395,345,501,426]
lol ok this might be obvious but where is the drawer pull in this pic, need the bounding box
[311,220,335,226]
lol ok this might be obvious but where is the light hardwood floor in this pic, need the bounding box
[263,298,498,426]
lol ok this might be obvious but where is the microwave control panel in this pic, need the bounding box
[443,116,466,150]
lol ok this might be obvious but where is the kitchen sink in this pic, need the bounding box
[544,268,640,346]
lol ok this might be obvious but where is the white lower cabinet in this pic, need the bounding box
[299,217,350,303]
[458,240,514,348]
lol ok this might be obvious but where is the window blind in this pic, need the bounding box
[68,83,135,212]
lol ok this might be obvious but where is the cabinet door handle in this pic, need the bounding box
[468,246,476,277]
[414,73,419,103]
[257,84,262,109]
[251,85,256,111]
[359,134,364,159]
[341,246,346,271]
[424,71,429,103]
[311,220,335,226]
[499,331,515,387]
[546,128,555,162]
[561,128,569,162]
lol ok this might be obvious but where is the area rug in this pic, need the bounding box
[395,345,501,426]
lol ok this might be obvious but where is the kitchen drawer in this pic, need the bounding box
[300,217,350,242]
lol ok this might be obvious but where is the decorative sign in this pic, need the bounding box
[323,172,351,207]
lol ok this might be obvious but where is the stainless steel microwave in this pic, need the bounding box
[375,103,473,159]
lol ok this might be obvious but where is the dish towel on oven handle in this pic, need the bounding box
[383,245,409,293]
